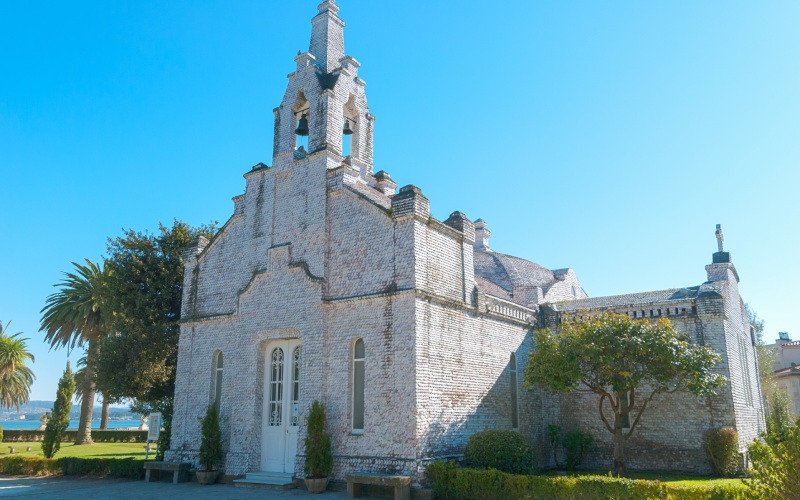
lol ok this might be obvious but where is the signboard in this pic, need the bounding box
[147,412,161,442]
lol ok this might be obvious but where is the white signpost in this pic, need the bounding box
[145,412,162,461]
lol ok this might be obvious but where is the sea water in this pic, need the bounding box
[0,419,142,430]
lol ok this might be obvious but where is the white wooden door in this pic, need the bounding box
[261,340,301,473]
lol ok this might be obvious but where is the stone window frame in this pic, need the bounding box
[211,350,223,410]
[351,338,366,435]
[510,352,519,430]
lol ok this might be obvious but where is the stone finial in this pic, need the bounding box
[391,185,430,218]
[474,219,492,252]
[374,170,397,196]
[318,0,338,14]
[715,224,724,252]
[182,235,209,262]
[444,211,476,242]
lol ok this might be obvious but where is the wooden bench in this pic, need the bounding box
[346,473,412,500]
[143,461,191,484]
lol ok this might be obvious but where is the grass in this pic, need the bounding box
[1,442,148,459]
[540,469,744,487]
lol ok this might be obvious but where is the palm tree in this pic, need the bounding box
[40,259,109,445]
[0,321,35,409]
[74,357,110,430]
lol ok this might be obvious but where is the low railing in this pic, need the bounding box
[485,295,535,323]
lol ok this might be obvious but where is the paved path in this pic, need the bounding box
[0,476,350,499]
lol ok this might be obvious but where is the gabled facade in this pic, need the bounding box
[166,1,765,482]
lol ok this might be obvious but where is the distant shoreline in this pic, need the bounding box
[0,419,142,430]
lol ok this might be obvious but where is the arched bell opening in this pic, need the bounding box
[342,94,358,158]
[292,91,310,153]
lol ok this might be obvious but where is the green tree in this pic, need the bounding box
[198,403,222,471]
[524,311,726,476]
[42,362,75,458]
[765,390,793,445]
[40,259,110,445]
[95,221,215,458]
[747,418,800,499]
[0,321,35,409]
[746,304,775,404]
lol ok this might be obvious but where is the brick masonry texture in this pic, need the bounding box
[166,0,765,483]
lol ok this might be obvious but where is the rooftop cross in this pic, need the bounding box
[715,224,724,252]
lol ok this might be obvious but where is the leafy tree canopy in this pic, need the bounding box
[95,220,215,406]
[524,311,726,475]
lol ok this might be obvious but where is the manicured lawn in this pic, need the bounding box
[1,442,148,459]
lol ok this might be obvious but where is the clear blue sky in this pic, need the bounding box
[1,0,798,403]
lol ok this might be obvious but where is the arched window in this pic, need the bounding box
[291,346,301,427]
[510,353,519,430]
[570,286,576,298]
[352,339,365,432]
[269,347,284,426]
[213,351,223,409]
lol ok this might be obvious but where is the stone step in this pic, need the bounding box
[233,471,296,490]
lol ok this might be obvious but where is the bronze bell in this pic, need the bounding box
[342,118,354,135]
[295,116,309,136]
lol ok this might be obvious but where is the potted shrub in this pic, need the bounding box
[304,400,333,494]
[197,402,222,485]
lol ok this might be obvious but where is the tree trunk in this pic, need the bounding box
[75,338,98,445]
[612,427,627,476]
[100,395,110,430]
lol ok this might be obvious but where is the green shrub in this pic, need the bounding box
[765,391,793,445]
[198,403,222,471]
[304,400,332,478]
[0,456,144,479]
[3,429,148,443]
[43,363,74,458]
[464,430,535,474]
[747,418,800,500]
[426,462,748,500]
[563,430,593,471]
[0,456,60,476]
[703,427,739,477]
[547,424,561,467]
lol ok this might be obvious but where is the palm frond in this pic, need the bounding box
[0,321,35,409]
[40,259,110,350]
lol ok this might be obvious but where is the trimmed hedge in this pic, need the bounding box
[703,427,739,477]
[0,456,144,479]
[426,461,747,500]
[3,429,148,443]
[464,430,535,474]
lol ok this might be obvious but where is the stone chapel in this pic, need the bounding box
[165,1,765,485]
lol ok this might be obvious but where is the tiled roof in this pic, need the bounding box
[775,366,800,377]
[475,275,513,301]
[780,341,800,349]
[473,251,556,293]
[551,287,699,312]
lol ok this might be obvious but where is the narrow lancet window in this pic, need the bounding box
[352,339,365,432]
[510,353,519,429]
[213,351,223,409]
